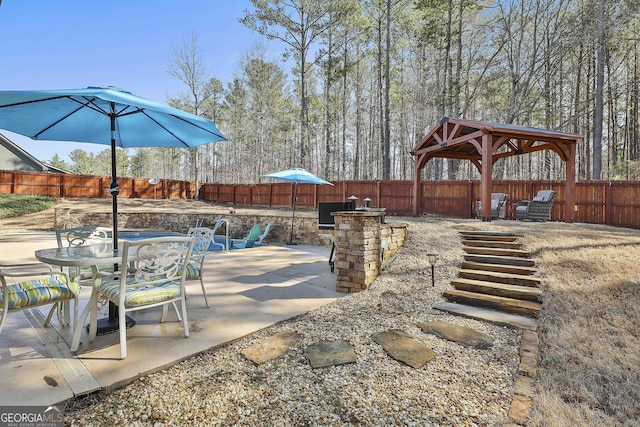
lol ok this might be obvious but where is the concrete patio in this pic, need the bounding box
[0,232,341,407]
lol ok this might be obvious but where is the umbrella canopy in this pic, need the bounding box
[0,87,226,330]
[263,168,333,185]
[0,87,225,148]
[262,168,333,244]
[0,86,226,244]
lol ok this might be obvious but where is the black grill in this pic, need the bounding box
[318,201,355,230]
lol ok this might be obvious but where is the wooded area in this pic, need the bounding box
[44,0,639,189]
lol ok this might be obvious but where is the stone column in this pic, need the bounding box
[332,211,385,293]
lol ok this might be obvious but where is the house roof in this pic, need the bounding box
[0,132,69,173]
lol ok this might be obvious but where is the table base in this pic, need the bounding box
[90,315,136,335]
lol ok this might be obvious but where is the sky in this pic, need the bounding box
[0,0,269,162]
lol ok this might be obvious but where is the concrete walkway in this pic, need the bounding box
[0,232,340,406]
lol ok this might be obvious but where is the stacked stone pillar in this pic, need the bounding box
[332,211,385,293]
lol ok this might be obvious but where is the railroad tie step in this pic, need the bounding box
[451,278,542,301]
[464,246,530,258]
[464,254,535,267]
[459,231,519,238]
[461,261,536,276]
[458,234,519,242]
[443,289,541,318]
[461,239,523,249]
[458,269,541,287]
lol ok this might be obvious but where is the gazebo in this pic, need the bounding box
[410,117,583,222]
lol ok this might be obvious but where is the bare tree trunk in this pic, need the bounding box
[383,0,392,179]
[593,0,606,180]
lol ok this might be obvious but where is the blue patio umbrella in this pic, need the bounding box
[263,168,333,244]
[0,86,226,329]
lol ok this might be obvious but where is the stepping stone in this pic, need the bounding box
[371,329,436,369]
[241,331,302,365]
[417,320,493,349]
[304,339,357,368]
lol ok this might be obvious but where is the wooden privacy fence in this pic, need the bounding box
[201,179,640,228]
[2,170,640,229]
[0,170,195,199]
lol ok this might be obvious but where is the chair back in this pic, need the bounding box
[244,224,263,248]
[56,226,108,248]
[256,223,271,245]
[187,227,215,260]
[120,237,195,287]
[535,190,556,202]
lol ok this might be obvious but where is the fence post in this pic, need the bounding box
[605,181,611,226]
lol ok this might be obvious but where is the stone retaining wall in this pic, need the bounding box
[55,207,335,246]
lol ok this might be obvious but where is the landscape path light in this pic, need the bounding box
[427,253,438,287]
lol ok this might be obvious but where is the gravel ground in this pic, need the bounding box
[60,213,523,427]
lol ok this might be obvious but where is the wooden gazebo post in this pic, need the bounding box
[480,132,493,221]
[565,141,577,222]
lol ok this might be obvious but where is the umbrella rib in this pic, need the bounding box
[133,111,225,145]
[33,97,99,139]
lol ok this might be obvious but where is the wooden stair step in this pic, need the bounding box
[464,254,535,267]
[461,261,536,276]
[459,231,517,238]
[462,236,519,242]
[443,289,541,317]
[458,234,518,242]
[458,269,541,287]
[461,239,523,249]
[451,278,542,301]
[464,246,530,258]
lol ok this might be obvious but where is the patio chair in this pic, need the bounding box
[97,236,195,359]
[516,190,556,221]
[55,226,112,285]
[253,223,272,246]
[182,227,216,307]
[476,193,508,219]
[231,224,263,249]
[209,218,230,251]
[0,263,79,335]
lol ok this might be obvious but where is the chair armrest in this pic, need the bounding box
[516,200,530,207]
[0,266,70,284]
[0,262,56,276]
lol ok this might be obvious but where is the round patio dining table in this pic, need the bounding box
[35,243,125,352]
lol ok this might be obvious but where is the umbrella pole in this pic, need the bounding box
[96,108,135,334]
[287,181,298,245]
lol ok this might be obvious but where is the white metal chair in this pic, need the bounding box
[96,236,195,359]
[55,226,112,285]
[184,227,215,307]
[0,263,79,335]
